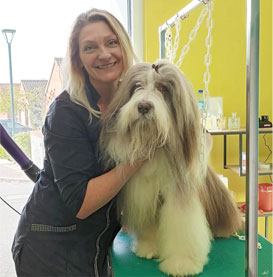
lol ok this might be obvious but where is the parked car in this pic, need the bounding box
[0,119,32,136]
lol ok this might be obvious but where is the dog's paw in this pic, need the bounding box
[133,241,158,259]
[159,256,206,276]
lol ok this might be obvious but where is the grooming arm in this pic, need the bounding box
[0,123,40,182]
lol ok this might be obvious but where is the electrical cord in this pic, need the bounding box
[262,134,272,183]
[0,195,21,215]
[263,134,272,163]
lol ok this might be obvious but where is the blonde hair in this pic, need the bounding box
[62,8,138,118]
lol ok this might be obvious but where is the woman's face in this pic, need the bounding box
[78,21,124,91]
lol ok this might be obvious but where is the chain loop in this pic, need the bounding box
[175,5,209,68]
[165,17,182,63]
[203,0,213,96]
[164,0,214,162]
[199,1,213,160]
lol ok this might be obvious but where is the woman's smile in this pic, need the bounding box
[95,61,118,70]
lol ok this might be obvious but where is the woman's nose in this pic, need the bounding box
[97,47,111,59]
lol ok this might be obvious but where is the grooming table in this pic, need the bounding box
[111,232,272,276]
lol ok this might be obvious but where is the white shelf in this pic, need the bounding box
[225,164,273,176]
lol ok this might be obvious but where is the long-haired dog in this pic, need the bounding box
[100,60,243,276]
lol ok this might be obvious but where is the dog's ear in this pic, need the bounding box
[178,74,201,170]
[159,61,202,171]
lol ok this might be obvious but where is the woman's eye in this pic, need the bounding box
[107,39,119,47]
[84,45,96,52]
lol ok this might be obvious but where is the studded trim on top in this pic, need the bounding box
[31,223,76,232]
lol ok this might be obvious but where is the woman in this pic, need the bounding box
[12,8,140,276]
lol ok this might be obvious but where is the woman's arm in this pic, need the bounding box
[76,161,142,219]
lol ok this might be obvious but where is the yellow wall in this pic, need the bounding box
[143,0,272,241]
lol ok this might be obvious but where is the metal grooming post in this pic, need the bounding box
[158,0,207,59]
[245,0,260,276]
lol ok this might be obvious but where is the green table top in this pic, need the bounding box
[111,232,272,277]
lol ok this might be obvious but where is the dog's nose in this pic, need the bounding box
[138,102,152,114]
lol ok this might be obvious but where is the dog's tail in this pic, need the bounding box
[199,165,244,237]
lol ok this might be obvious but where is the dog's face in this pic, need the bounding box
[101,60,201,167]
[116,65,175,153]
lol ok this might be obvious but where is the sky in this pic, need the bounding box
[0,0,127,83]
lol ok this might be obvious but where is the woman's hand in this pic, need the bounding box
[76,160,144,219]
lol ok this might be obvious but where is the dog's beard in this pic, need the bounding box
[106,89,173,164]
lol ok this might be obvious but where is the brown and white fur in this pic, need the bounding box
[100,60,244,276]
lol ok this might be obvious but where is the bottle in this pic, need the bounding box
[228,113,240,130]
[197,90,204,111]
